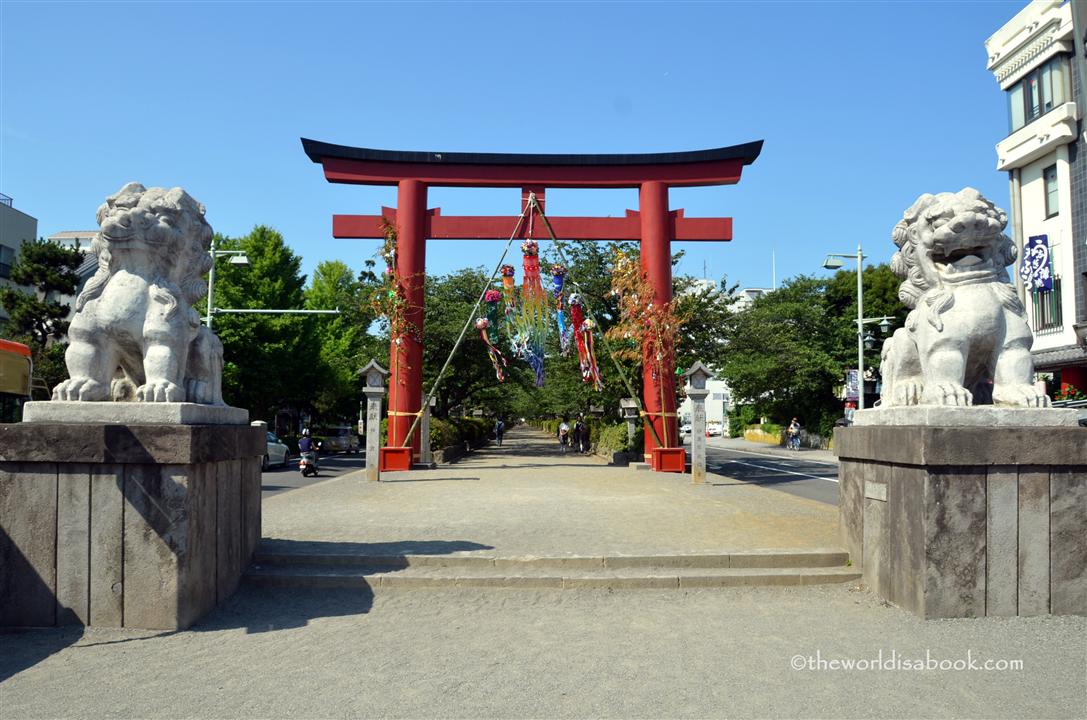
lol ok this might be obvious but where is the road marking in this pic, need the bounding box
[707,445,838,466]
[722,459,839,483]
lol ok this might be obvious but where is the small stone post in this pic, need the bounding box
[359,359,388,482]
[684,362,713,484]
[418,393,437,468]
[619,398,640,461]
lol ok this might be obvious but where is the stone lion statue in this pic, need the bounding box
[879,188,1049,408]
[52,182,224,404]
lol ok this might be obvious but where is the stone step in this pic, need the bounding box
[251,549,850,571]
[244,563,861,590]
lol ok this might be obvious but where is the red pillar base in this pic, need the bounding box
[651,447,686,473]
[379,447,412,472]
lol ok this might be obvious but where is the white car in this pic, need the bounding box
[680,423,692,435]
[706,423,723,437]
[264,432,290,470]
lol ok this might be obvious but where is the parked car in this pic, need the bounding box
[264,431,290,470]
[706,422,723,437]
[320,425,361,454]
[680,423,692,435]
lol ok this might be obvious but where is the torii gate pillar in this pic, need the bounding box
[389,179,427,460]
[639,181,678,455]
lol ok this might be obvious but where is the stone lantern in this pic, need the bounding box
[683,361,713,484]
[359,359,388,482]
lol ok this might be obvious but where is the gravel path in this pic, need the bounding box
[263,427,840,556]
[2,583,1083,719]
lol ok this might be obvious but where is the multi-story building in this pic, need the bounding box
[0,193,39,325]
[986,0,1087,397]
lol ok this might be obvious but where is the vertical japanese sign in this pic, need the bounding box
[1019,234,1052,291]
[845,370,859,402]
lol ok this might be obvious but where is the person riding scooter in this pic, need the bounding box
[299,428,321,475]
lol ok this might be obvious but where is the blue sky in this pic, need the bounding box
[2,0,1021,291]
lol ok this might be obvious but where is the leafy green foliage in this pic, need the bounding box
[719,276,842,437]
[304,260,378,421]
[0,238,85,394]
[719,263,907,438]
[1,238,84,345]
[206,227,318,423]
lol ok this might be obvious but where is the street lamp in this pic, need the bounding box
[823,245,900,409]
[205,235,249,331]
[823,245,868,408]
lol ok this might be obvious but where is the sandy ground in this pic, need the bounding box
[2,583,1084,719]
[263,428,840,556]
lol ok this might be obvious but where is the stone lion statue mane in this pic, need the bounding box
[879,187,1049,408]
[53,182,224,404]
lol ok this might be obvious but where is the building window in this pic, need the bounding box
[1007,54,1070,133]
[1031,276,1063,331]
[0,244,14,279]
[1044,164,1059,217]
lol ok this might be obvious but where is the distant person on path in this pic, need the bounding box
[786,417,801,451]
[574,415,588,454]
[558,417,570,454]
[494,419,505,447]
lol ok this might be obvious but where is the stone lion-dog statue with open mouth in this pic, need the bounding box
[879,188,1049,408]
[52,182,224,405]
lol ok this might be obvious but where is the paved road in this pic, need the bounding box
[703,443,840,505]
[261,452,367,498]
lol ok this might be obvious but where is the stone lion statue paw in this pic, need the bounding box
[136,380,184,403]
[992,384,1051,408]
[921,382,973,406]
[892,381,924,406]
[52,378,110,402]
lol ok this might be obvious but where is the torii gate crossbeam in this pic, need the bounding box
[303,138,763,468]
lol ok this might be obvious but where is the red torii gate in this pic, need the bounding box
[302,138,762,466]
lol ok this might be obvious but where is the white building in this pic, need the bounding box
[0,193,39,325]
[985,0,1087,396]
[678,379,730,429]
[732,287,770,312]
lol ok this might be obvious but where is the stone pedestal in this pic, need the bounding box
[363,388,384,482]
[687,388,709,484]
[0,422,263,630]
[836,411,1086,618]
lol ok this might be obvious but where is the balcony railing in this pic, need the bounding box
[1030,277,1063,333]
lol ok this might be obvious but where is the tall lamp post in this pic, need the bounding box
[823,246,867,408]
[822,245,898,410]
[206,234,250,331]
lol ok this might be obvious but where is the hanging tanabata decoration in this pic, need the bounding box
[550,263,570,355]
[579,317,604,392]
[515,240,548,387]
[568,293,601,387]
[474,317,507,382]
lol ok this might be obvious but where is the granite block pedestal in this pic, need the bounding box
[0,413,263,630]
[836,408,1086,618]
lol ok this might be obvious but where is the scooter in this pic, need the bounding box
[299,444,321,477]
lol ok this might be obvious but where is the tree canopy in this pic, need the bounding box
[0,238,86,394]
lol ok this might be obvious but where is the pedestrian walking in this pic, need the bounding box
[574,415,588,454]
[494,419,505,447]
[558,417,570,454]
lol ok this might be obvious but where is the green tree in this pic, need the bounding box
[0,238,85,393]
[1,238,84,344]
[823,263,909,373]
[719,276,842,436]
[206,226,317,422]
[304,259,377,421]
